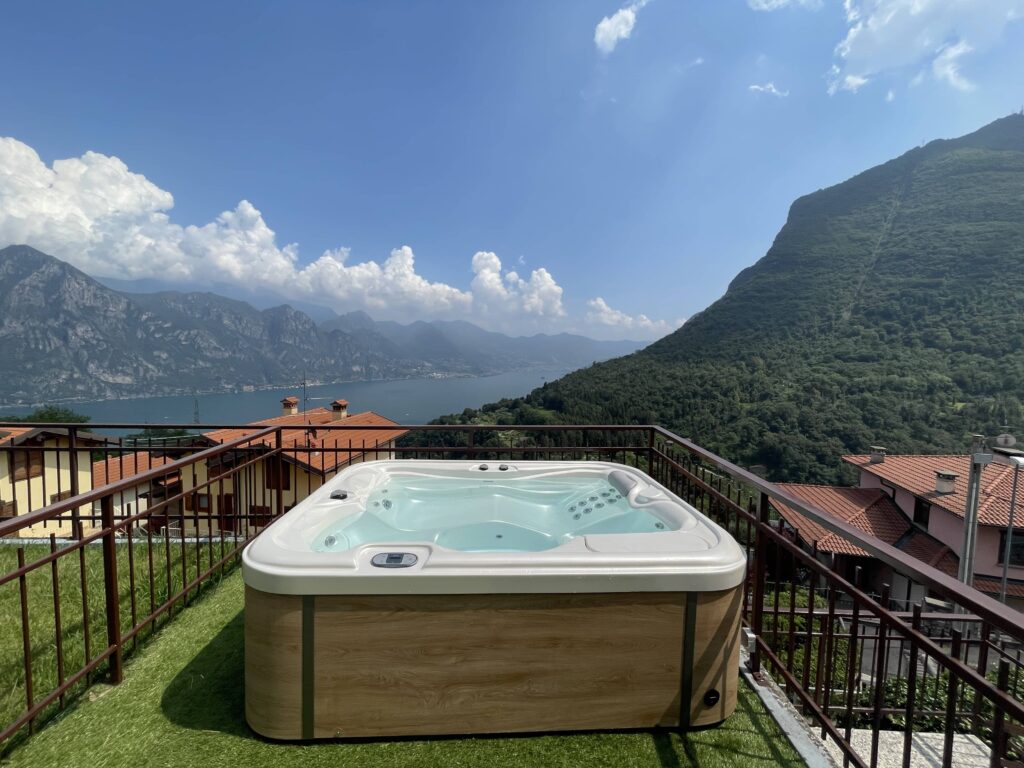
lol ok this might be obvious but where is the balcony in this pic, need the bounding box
[0,422,1021,767]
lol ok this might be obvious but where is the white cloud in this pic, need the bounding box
[749,82,790,97]
[886,88,895,101]
[469,251,565,320]
[594,0,650,55]
[0,136,682,339]
[932,40,976,90]
[747,0,822,10]
[586,297,683,337]
[829,0,1023,93]
[827,68,869,95]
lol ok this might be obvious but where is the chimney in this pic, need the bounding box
[330,399,349,421]
[281,396,299,417]
[869,446,886,464]
[935,471,957,495]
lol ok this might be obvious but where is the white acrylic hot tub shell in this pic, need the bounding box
[241,460,747,595]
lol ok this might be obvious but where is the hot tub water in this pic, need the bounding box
[313,474,677,553]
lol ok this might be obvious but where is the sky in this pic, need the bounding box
[1,1,1022,340]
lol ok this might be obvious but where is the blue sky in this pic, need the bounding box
[1,1,1022,339]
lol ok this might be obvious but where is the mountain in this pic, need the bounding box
[320,314,643,372]
[0,246,642,404]
[0,246,415,402]
[96,275,341,322]
[440,115,1024,483]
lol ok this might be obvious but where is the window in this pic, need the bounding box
[0,500,16,519]
[264,457,291,491]
[913,498,931,528]
[50,490,73,504]
[184,493,210,513]
[250,505,273,528]
[12,449,43,482]
[999,530,1024,567]
[207,457,235,480]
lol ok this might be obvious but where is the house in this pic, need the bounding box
[176,396,407,535]
[91,450,181,526]
[769,450,1024,610]
[0,426,112,538]
[844,451,1024,608]
[770,483,959,609]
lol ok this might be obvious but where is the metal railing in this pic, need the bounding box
[0,421,1020,767]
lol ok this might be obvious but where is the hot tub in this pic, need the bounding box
[242,460,746,740]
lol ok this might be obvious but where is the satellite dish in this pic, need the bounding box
[995,433,1017,448]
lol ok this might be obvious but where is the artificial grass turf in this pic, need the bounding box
[0,540,226,735]
[5,571,805,768]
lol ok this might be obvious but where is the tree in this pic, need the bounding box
[7,406,90,423]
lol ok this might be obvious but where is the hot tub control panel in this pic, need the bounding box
[370,552,419,568]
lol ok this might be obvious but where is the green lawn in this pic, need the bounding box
[4,571,804,768]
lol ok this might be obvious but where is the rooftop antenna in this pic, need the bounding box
[301,370,309,422]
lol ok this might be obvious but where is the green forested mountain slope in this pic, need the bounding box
[443,115,1024,483]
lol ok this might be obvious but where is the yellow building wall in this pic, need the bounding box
[0,438,95,538]
[177,442,396,536]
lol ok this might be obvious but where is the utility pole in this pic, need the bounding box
[1000,456,1024,603]
[959,434,993,588]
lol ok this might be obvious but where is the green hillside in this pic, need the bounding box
[441,115,1024,483]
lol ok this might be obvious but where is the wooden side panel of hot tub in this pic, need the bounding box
[689,587,742,727]
[244,586,741,739]
[244,588,304,740]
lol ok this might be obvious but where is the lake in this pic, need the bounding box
[0,367,571,428]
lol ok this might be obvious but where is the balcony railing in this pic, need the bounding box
[0,422,1020,767]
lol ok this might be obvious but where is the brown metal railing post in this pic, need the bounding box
[901,603,922,768]
[274,429,284,520]
[750,491,770,675]
[101,493,123,684]
[990,659,1009,768]
[647,427,655,473]
[942,630,962,768]
[68,426,80,538]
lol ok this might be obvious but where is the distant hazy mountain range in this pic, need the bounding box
[0,245,642,404]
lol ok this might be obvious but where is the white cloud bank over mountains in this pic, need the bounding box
[0,136,675,340]
[586,297,683,336]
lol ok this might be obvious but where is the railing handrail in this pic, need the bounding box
[0,425,278,538]
[651,426,1024,639]
[0,422,650,431]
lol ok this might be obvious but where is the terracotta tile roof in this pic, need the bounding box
[202,408,407,475]
[772,484,911,556]
[0,426,112,447]
[973,577,1024,599]
[898,529,959,577]
[844,454,1023,527]
[92,451,177,487]
[0,427,34,446]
